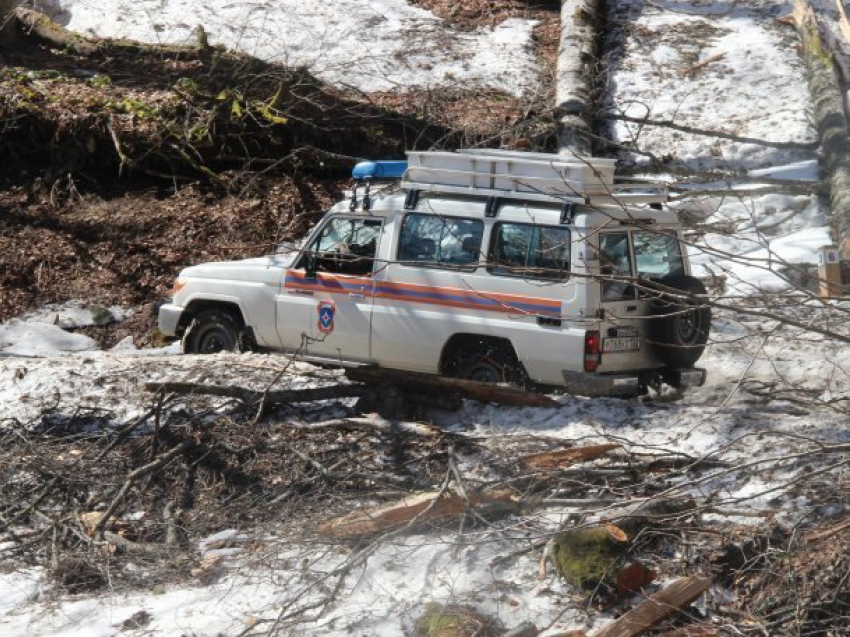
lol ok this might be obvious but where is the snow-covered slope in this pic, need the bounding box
[37,0,541,95]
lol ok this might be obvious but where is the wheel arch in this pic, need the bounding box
[176,298,246,336]
[438,333,522,377]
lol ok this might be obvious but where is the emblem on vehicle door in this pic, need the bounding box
[317,300,336,334]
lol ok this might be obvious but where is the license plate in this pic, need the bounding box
[603,336,641,353]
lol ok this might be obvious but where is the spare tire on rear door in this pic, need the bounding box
[649,274,710,368]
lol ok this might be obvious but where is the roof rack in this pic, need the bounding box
[401,149,667,206]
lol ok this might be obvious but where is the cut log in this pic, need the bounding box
[557,0,601,155]
[144,381,365,404]
[318,489,517,539]
[792,0,850,258]
[521,443,620,469]
[345,366,560,408]
[592,575,711,637]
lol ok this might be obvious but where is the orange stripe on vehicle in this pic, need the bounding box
[284,271,562,317]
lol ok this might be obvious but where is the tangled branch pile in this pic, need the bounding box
[1,365,846,634]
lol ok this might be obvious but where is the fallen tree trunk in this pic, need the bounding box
[346,367,560,408]
[144,381,365,404]
[12,7,206,57]
[792,0,850,258]
[557,0,601,155]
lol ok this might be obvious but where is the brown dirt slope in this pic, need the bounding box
[0,21,557,345]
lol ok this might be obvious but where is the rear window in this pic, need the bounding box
[488,222,570,280]
[398,213,484,270]
[633,230,684,278]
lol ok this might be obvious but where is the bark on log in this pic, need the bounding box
[346,366,560,408]
[557,0,601,155]
[13,8,207,58]
[144,381,365,404]
[521,443,620,469]
[290,416,448,438]
[318,489,517,539]
[592,575,711,637]
[792,0,850,258]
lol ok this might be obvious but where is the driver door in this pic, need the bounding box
[276,216,383,362]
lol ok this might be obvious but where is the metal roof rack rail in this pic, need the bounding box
[400,149,667,206]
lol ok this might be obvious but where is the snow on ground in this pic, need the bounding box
[0,306,848,635]
[2,1,848,635]
[36,0,541,96]
[607,0,815,171]
[606,0,832,292]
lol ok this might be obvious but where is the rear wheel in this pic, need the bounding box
[183,309,243,354]
[452,340,524,385]
[649,275,711,368]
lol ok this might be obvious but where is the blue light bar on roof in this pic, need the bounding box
[352,160,408,181]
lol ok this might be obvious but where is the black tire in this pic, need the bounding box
[454,340,524,385]
[183,309,243,354]
[649,275,711,368]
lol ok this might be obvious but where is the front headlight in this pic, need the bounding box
[171,277,187,297]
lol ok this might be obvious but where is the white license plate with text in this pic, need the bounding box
[603,336,641,353]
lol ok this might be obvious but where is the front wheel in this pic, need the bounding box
[183,310,243,354]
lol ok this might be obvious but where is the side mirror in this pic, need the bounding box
[304,251,318,279]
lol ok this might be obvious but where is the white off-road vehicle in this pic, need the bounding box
[158,149,710,396]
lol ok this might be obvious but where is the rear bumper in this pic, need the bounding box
[157,303,184,337]
[661,367,706,388]
[561,371,640,397]
[561,367,706,397]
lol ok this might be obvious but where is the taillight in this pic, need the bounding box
[584,330,601,372]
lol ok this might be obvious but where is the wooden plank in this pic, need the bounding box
[593,575,711,637]
[346,366,560,408]
[521,444,620,469]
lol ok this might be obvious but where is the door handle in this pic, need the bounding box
[287,289,314,296]
[625,305,637,312]
[349,293,365,299]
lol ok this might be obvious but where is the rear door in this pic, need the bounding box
[598,229,686,369]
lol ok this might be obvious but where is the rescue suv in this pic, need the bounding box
[158,149,710,396]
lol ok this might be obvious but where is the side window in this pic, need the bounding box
[398,213,484,269]
[633,231,684,279]
[599,232,634,300]
[307,217,382,275]
[488,223,570,280]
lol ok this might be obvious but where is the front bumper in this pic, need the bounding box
[157,302,184,337]
[561,367,706,397]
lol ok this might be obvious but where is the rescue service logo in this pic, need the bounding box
[317,300,336,334]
